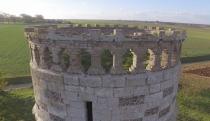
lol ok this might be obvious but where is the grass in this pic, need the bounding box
[177,62,210,121]
[0,24,30,78]
[0,88,35,121]
[182,27,210,58]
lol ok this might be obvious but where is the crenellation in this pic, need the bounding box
[25,24,186,43]
[25,24,185,121]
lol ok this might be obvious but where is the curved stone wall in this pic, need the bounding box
[25,24,186,121]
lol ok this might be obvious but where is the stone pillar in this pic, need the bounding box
[171,43,178,67]
[151,48,161,71]
[110,48,126,74]
[39,45,48,69]
[67,48,82,74]
[132,48,147,73]
[87,48,105,74]
[51,46,62,72]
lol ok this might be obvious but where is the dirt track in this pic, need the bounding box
[185,67,210,77]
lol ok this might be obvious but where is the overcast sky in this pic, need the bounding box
[0,0,210,24]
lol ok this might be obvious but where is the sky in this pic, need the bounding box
[0,0,210,24]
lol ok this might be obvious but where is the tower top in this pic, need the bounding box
[25,24,186,42]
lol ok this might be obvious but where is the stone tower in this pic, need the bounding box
[25,24,186,121]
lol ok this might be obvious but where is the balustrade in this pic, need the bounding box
[27,25,185,74]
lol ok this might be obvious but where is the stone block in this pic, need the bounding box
[80,75,102,87]
[45,89,64,103]
[149,84,161,94]
[64,91,81,102]
[102,75,126,88]
[133,86,149,96]
[68,106,86,119]
[160,80,173,90]
[64,74,79,86]
[144,107,159,116]
[126,74,146,87]
[146,71,163,85]
[159,105,170,118]
[145,92,163,104]
[119,95,145,106]
[114,87,134,97]
[65,85,80,92]
[69,101,86,109]
[163,86,174,98]
[94,87,114,97]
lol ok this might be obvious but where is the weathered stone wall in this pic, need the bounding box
[25,24,186,121]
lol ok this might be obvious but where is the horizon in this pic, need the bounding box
[0,0,210,25]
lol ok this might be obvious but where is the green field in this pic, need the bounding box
[181,27,210,63]
[0,24,30,77]
[0,22,210,77]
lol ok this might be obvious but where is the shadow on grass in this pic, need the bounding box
[4,76,32,85]
[181,54,210,64]
[0,91,35,121]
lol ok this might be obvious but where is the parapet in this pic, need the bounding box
[25,24,186,75]
[25,24,186,42]
[25,24,186,121]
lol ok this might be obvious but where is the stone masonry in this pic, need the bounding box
[25,24,186,121]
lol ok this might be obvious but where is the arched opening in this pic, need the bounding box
[161,49,169,69]
[122,49,136,72]
[34,46,40,66]
[43,47,53,69]
[80,49,91,73]
[145,49,155,71]
[101,49,113,73]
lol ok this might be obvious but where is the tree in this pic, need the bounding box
[0,14,4,22]
[9,15,19,23]
[20,14,33,23]
[34,14,44,23]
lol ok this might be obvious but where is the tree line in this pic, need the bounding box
[0,12,67,24]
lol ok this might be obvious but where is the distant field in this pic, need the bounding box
[0,22,210,77]
[0,24,30,77]
[182,27,210,59]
